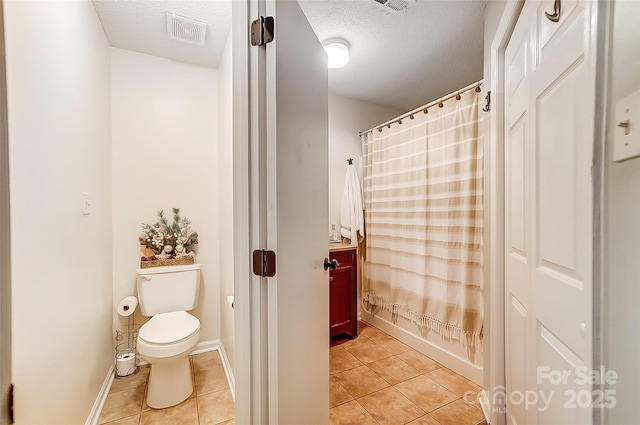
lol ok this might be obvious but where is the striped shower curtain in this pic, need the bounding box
[362,89,483,351]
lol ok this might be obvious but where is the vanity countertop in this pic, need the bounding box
[329,241,357,252]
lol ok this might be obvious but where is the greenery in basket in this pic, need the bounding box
[139,208,198,261]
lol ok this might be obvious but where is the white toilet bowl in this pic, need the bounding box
[137,311,201,409]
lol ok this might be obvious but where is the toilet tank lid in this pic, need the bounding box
[139,311,200,344]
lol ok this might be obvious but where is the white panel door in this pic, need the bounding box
[251,0,330,423]
[504,1,596,424]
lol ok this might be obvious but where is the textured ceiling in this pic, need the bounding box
[92,0,232,69]
[92,0,486,111]
[299,0,486,111]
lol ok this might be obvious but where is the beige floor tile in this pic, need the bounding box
[110,366,150,394]
[429,399,484,425]
[396,350,442,374]
[367,356,421,385]
[358,387,425,425]
[359,324,390,341]
[333,365,390,398]
[197,388,235,425]
[195,366,230,396]
[330,376,354,408]
[461,387,483,410]
[101,415,140,425]
[330,346,363,374]
[406,415,442,425]
[329,400,379,425]
[217,420,235,425]
[394,375,458,412]
[426,367,481,398]
[335,335,362,350]
[192,351,223,373]
[343,338,393,364]
[139,398,199,425]
[374,336,412,355]
[99,384,145,424]
[142,394,151,413]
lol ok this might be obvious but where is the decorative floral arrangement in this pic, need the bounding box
[139,208,198,262]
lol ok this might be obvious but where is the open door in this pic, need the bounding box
[0,1,12,424]
[265,2,329,422]
[233,0,329,423]
[503,1,598,424]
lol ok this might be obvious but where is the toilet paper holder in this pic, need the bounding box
[115,296,141,377]
[115,323,140,377]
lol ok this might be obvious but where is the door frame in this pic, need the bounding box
[233,0,330,422]
[0,0,12,423]
[488,1,607,425]
[486,3,524,424]
[232,0,269,423]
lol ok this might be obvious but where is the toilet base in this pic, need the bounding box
[146,356,193,409]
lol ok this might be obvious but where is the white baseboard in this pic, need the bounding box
[191,339,235,400]
[218,342,235,401]
[361,311,483,384]
[479,390,491,424]
[190,339,235,401]
[85,364,115,425]
[191,339,220,355]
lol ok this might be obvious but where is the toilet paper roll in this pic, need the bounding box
[117,296,138,317]
[226,295,234,308]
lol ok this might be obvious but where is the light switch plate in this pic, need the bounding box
[614,88,640,162]
[82,192,91,216]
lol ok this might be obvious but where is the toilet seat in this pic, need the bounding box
[139,311,200,344]
[137,311,201,359]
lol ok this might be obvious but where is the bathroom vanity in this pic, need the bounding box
[328,243,358,338]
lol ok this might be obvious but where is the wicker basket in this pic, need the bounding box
[139,256,195,269]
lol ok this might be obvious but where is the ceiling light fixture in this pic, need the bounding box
[322,38,350,69]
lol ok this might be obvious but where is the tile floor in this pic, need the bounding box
[98,350,234,425]
[98,322,486,425]
[330,322,486,425]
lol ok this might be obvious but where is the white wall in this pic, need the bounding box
[111,48,221,342]
[4,1,113,423]
[604,1,640,422]
[218,30,235,372]
[328,94,402,232]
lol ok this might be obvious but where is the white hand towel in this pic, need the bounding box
[340,163,364,243]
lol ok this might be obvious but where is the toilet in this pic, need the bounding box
[136,263,202,409]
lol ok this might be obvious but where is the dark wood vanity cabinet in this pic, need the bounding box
[329,247,358,338]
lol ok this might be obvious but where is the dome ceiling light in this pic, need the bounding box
[322,38,350,69]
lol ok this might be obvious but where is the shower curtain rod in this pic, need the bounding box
[358,79,484,136]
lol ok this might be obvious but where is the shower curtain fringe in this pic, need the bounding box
[363,292,483,349]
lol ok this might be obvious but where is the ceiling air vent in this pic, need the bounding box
[166,12,207,46]
[373,0,416,13]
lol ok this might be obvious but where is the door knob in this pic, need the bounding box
[324,258,339,271]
